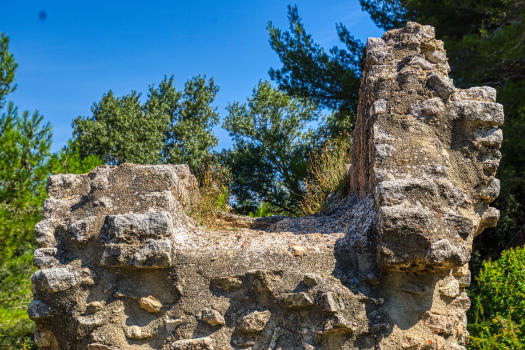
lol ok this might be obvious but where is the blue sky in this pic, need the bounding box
[1,1,383,152]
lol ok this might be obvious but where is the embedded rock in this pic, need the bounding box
[27,300,52,320]
[30,22,502,350]
[196,308,225,327]
[140,295,163,313]
[237,310,272,333]
[168,337,214,350]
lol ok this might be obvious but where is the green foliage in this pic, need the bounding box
[163,75,220,171]
[0,102,51,348]
[299,133,351,216]
[73,75,219,170]
[189,161,232,229]
[50,140,104,175]
[72,88,170,165]
[222,81,319,215]
[0,103,52,259]
[0,33,18,110]
[0,252,37,350]
[468,246,525,349]
[360,0,523,39]
[267,6,363,135]
[248,202,271,218]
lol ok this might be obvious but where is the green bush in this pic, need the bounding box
[468,246,525,349]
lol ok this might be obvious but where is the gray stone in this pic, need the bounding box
[303,273,320,287]
[107,211,173,241]
[28,300,52,320]
[100,238,172,268]
[133,239,172,268]
[165,318,183,332]
[375,144,397,161]
[427,73,456,98]
[425,50,446,64]
[43,197,74,219]
[68,216,99,244]
[46,173,86,198]
[196,308,225,326]
[371,99,387,115]
[33,248,58,268]
[439,278,460,298]
[320,292,339,313]
[366,37,385,50]
[379,205,434,234]
[452,86,496,102]
[428,239,467,265]
[458,271,471,287]
[450,100,503,125]
[410,97,445,116]
[476,207,500,236]
[318,314,356,334]
[237,310,271,333]
[476,179,501,203]
[476,127,503,148]
[32,268,78,293]
[283,292,314,309]
[409,56,433,70]
[34,219,60,248]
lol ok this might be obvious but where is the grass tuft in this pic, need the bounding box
[299,132,351,216]
[188,162,232,229]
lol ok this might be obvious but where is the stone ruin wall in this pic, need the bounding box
[29,23,503,350]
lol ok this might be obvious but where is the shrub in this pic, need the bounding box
[468,246,525,349]
[299,132,351,216]
[188,162,232,229]
[249,202,271,218]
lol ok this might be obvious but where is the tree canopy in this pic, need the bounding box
[223,81,319,214]
[73,75,219,171]
[267,5,363,133]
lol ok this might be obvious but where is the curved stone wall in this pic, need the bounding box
[29,22,502,350]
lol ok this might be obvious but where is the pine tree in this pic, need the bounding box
[222,81,319,214]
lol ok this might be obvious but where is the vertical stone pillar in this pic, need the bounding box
[351,22,502,271]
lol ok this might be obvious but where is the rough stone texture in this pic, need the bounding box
[30,23,502,350]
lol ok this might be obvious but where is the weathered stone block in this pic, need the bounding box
[196,308,225,326]
[34,219,61,248]
[27,300,52,320]
[33,248,58,268]
[31,268,77,293]
[168,337,214,350]
[237,310,271,333]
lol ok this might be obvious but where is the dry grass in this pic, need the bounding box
[188,162,232,229]
[299,133,352,216]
